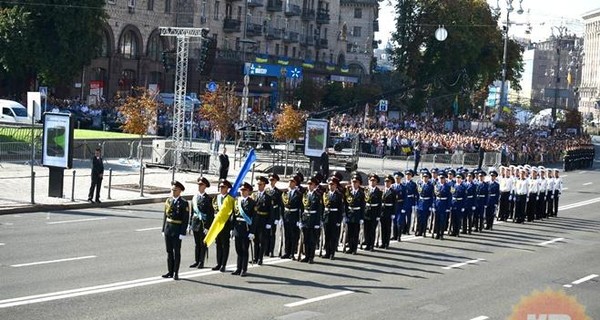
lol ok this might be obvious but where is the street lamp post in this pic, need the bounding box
[493,0,524,122]
[550,25,568,135]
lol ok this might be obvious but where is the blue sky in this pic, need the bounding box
[376,0,599,45]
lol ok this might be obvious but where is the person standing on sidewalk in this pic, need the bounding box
[219,147,230,180]
[189,177,214,269]
[88,148,104,203]
[161,181,189,280]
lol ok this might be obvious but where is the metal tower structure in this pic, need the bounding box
[159,27,209,170]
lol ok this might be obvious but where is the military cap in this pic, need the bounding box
[393,171,404,178]
[240,182,253,192]
[439,172,448,179]
[404,169,414,176]
[256,176,268,184]
[489,170,498,177]
[422,172,431,178]
[196,177,210,187]
[331,170,344,181]
[295,171,305,183]
[478,171,487,176]
[384,175,394,182]
[218,179,232,189]
[307,176,320,185]
[351,174,363,183]
[431,168,439,173]
[553,168,559,172]
[268,173,280,181]
[171,180,185,191]
[328,177,340,186]
[368,173,380,183]
[289,175,300,184]
[456,173,465,179]
[448,169,456,176]
[467,171,475,178]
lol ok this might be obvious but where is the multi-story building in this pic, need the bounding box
[580,8,600,121]
[82,0,379,107]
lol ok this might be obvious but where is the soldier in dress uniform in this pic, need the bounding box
[433,171,451,240]
[463,172,477,234]
[498,166,513,221]
[231,182,256,277]
[252,176,272,265]
[485,171,500,230]
[402,170,418,236]
[189,177,214,269]
[345,174,365,254]
[266,173,283,257]
[474,171,489,232]
[537,168,548,220]
[212,179,234,272]
[300,176,322,263]
[380,175,396,248]
[526,169,539,222]
[391,172,405,241]
[450,173,466,237]
[545,169,555,219]
[415,171,434,237]
[281,175,303,259]
[161,181,190,280]
[322,177,343,259]
[364,174,382,251]
[513,170,529,223]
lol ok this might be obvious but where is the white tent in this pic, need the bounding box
[528,108,565,127]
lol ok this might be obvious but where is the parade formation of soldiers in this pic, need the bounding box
[563,144,595,172]
[161,163,564,279]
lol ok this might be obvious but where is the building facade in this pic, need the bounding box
[580,8,600,122]
[81,0,378,106]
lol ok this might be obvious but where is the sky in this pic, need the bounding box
[375,0,600,45]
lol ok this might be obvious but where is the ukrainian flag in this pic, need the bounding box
[204,149,257,246]
[302,59,315,69]
[340,65,349,73]
[277,56,289,65]
[326,63,335,71]
[255,54,268,63]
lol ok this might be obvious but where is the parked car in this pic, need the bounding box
[0,99,32,124]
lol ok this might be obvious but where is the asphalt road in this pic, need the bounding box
[1,169,599,319]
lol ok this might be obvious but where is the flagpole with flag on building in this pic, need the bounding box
[204,148,257,246]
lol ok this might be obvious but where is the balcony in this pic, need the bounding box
[316,38,328,49]
[246,23,263,37]
[247,0,264,7]
[301,8,315,21]
[373,20,379,32]
[316,8,330,24]
[300,35,314,46]
[267,0,282,12]
[223,18,241,33]
[283,31,300,43]
[285,4,301,16]
[266,27,283,40]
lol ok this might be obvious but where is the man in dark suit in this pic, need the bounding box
[88,148,104,203]
[281,175,303,259]
[219,147,230,180]
[162,181,189,280]
[252,176,273,265]
[232,182,256,277]
[320,150,330,178]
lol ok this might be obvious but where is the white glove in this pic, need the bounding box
[179,234,185,240]
[472,206,476,211]
[162,232,165,237]
[461,208,465,212]
[248,233,255,241]
[203,228,209,234]
[274,219,280,225]
[265,224,272,229]
[230,230,234,237]
[376,217,380,222]
[391,215,396,219]
[314,225,320,229]
[401,209,406,214]
[298,223,304,229]
[336,223,341,227]
[360,219,364,225]
[343,217,348,223]
[278,219,283,226]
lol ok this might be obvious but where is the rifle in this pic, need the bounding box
[318,224,324,257]
[296,226,304,261]
[359,222,364,250]
[278,221,284,258]
[342,219,348,253]
[375,219,381,248]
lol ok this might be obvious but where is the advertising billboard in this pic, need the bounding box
[42,113,74,169]
[304,119,329,158]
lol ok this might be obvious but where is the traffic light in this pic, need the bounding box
[196,40,209,73]
[197,37,217,76]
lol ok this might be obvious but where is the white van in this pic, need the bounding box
[0,99,31,124]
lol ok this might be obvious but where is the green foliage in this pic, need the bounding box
[389,0,523,115]
[292,78,323,111]
[0,0,107,93]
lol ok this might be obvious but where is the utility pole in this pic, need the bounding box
[551,25,568,136]
[159,27,209,169]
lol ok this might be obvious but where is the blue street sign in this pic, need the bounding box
[207,81,218,92]
[244,63,303,79]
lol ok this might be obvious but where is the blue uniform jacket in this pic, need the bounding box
[417,181,434,211]
[487,181,500,207]
[475,181,489,208]
[452,182,466,211]
[404,180,418,210]
[434,182,451,212]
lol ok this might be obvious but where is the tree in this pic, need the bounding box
[292,78,323,111]
[389,0,523,115]
[0,0,107,95]
[274,104,306,176]
[198,83,240,141]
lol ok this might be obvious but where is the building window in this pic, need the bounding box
[275,44,280,56]
[147,34,162,61]
[98,30,110,57]
[147,0,154,10]
[354,8,362,19]
[292,47,296,58]
[214,1,220,20]
[165,0,171,13]
[120,30,138,59]
[353,26,361,37]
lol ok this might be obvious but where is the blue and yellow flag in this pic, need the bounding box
[277,56,289,65]
[204,148,257,246]
[255,54,268,63]
[340,65,349,73]
[302,59,314,69]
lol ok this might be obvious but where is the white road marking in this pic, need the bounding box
[11,256,97,268]
[46,217,107,225]
[562,187,569,190]
[563,284,573,288]
[571,274,599,285]
[582,182,593,186]
[0,257,287,309]
[559,197,600,211]
[284,290,354,308]
[562,175,568,178]
[538,238,565,246]
[0,243,5,246]
[470,316,489,320]
[442,258,485,270]
[135,227,162,232]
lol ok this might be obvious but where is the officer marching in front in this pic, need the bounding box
[212,179,234,272]
[281,175,303,259]
[266,173,283,257]
[232,182,256,277]
[380,175,397,248]
[364,174,382,251]
[189,177,214,269]
[252,176,273,265]
[161,181,190,280]
[300,176,323,263]
[322,176,343,259]
[345,174,365,254]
